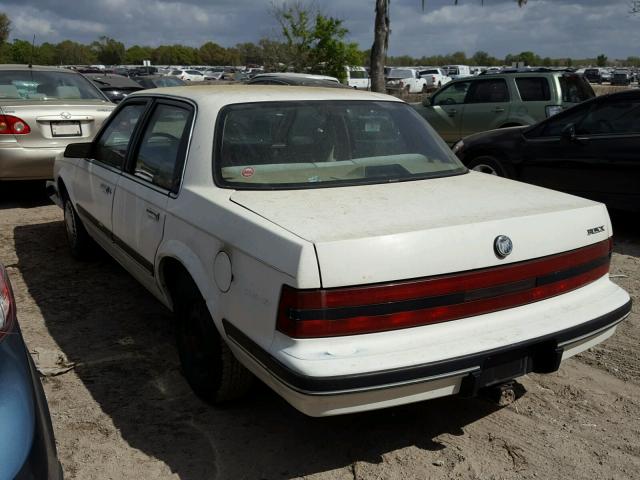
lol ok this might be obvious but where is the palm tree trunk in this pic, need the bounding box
[370,0,389,93]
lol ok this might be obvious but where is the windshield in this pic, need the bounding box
[349,71,368,79]
[214,101,466,190]
[446,67,460,75]
[559,75,595,103]
[0,70,105,101]
[388,69,414,78]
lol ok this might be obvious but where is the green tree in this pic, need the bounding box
[0,12,10,44]
[91,36,125,65]
[55,40,96,64]
[236,42,264,65]
[37,42,57,65]
[272,2,360,81]
[370,0,528,92]
[125,45,153,65]
[199,41,228,65]
[471,50,492,66]
[152,44,198,65]
[596,54,608,67]
[9,39,34,63]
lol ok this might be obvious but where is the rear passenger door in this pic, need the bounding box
[514,76,553,123]
[460,78,511,137]
[112,99,194,279]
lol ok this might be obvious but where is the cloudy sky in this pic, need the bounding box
[1,0,639,58]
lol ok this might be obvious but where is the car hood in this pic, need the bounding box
[231,173,610,287]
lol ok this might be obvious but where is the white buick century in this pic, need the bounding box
[50,86,631,416]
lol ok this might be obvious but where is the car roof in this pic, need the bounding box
[84,73,142,88]
[130,85,400,105]
[253,72,339,82]
[0,64,78,73]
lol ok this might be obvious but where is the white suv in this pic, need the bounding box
[50,86,631,417]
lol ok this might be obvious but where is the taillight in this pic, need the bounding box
[0,265,16,341]
[0,115,31,135]
[277,239,612,338]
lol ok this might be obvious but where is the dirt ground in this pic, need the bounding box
[0,182,639,480]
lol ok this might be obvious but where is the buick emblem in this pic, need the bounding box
[60,112,72,119]
[494,235,513,258]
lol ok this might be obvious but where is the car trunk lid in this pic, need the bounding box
[0,100,114,148]
[230,172,611,288]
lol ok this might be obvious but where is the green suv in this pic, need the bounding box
[413,70,595,145]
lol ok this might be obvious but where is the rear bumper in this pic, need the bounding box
[224,277,631,416]
[0,145,64,180]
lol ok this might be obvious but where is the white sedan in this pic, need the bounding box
[50,86,631,416]
[167,69,204,82]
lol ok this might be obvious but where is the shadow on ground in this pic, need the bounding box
[0,181,52,210]
[13,220,503,480]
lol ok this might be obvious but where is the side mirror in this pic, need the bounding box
[560,123,576,142]
[64,142,93,159]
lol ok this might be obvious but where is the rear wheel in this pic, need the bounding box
[176,295,253,404]
[467,155,508,177]
[63,195,95,259]
[422,84,428,93]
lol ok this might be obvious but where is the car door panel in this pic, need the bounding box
[460,79,511,138]
[111,100,194,281]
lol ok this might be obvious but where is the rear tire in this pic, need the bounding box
[467,155,508,177]
[176,295,253,404]
[63,195,95,259]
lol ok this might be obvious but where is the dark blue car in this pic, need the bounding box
[0,264,63,479]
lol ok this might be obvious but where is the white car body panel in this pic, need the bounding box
[230,172,610,287]
[51,85,631,417]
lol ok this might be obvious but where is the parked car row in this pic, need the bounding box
[1,64,635,480]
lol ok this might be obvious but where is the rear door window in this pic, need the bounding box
[465,79,509,103]
[94,103,147,169]
[130,102,193,192]
[515,77,551,101]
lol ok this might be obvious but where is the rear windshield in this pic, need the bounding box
[388,69,414,78]
[559,75,595,103]
[214,101,466,190]
[0,70,105,101]
[349,71,368,79]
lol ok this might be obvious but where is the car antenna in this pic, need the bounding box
[28,35,36,68]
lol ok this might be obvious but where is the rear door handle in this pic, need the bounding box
[146,208,160,221]
[99,183,112,195]
[493,107,505,113]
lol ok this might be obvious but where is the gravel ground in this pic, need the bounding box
[0,182,639,480]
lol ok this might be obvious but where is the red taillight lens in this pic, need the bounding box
[0,115,31,135]
[277,240,612,338]
[0,265,16,341]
